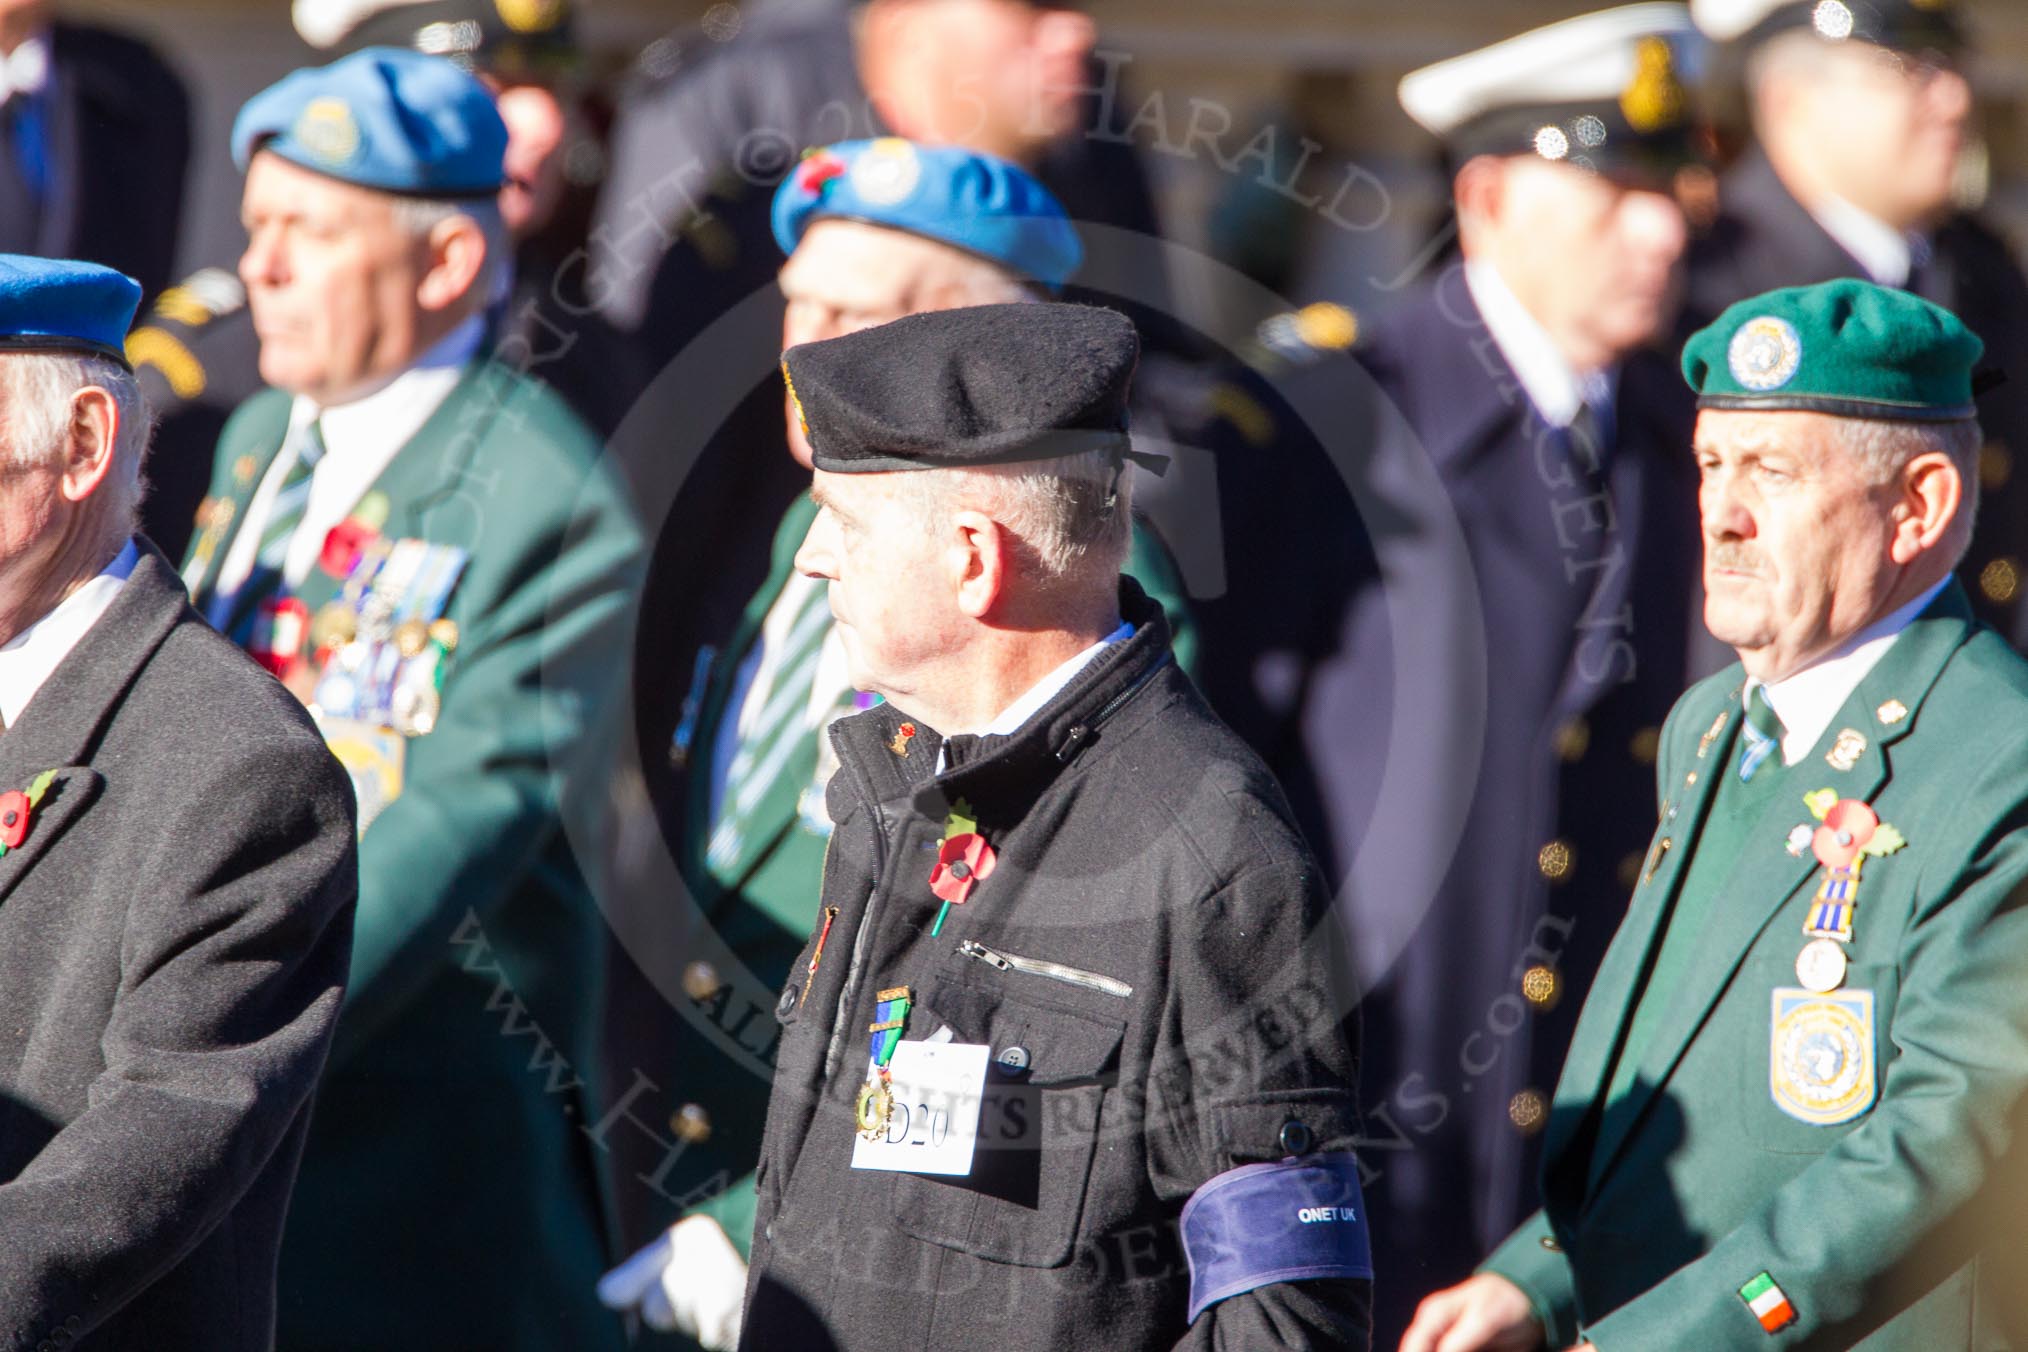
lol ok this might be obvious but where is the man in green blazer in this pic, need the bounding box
[183,49,640,1349]
[1404,279,2028,1351]
[596,138,1194,1346]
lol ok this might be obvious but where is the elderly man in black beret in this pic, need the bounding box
[733,302,1372,1351]
[0,255,355,1349]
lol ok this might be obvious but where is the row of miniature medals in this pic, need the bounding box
[293,537,467,736]
[1694,699,1911,993]
[854,791,995,1140]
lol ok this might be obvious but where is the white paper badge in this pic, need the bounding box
[851,1040,991,1177]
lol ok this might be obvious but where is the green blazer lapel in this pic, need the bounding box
[1582,584,1975,1195]
[344,360,504,548]
[683,492,822,893]
[1544,684,1738,1181]
[184,392,293,603]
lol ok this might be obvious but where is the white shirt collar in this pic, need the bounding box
[1745,577,1949,765]
[934,620,1133,772]
[0,34,49,105]
[215,315,485,594]
[1463,259,1611,430]
[305,313,485,462]
[0,539,138,727]
[1809,194,1923,289]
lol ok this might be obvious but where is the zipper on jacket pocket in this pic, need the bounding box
[957,940,1134,998]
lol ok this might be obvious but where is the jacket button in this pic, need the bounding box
[1508,1090,1548,1135]
[1540,1234,1562,1252]
[996,1045,1029,1069]
[775,986,798,1019]
[684,961,724,1001]
[1521,965,1560,1010]
[1279,1119,1313,1155]
[1537,840,1574,882]
[671,1103,713,1145]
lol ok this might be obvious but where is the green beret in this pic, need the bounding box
[783,303,1149,474]
[1682,279,1985,422]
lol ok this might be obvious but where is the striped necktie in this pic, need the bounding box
[257,419,327,576]
[217,420,325,640]
[1738,685,1785,782]
[705,579,837,881]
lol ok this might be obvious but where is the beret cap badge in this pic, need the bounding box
[1729,316,1804,392]
[293,96,362,166]
[848,138,922,208]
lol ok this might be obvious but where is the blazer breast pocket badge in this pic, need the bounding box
[1770,986,1876,1126]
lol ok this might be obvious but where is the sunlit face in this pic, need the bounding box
[778,218,1025,466]
[1484,156,1689,368]
[1792,40,1970,229]
[1695,408,1903,679]
[493,81,571,240]
[880,0,1095,159]
[794,467,964,704]
[239,152,434,405]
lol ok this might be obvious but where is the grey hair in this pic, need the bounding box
[909,445,1136,587]
[1838,415,1982,565]
[389,196,508,306]
[0,352,155,545]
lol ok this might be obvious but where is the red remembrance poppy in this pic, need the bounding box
[319,517,379,579]
[1812,799,1879,869]
[0,790,30,850]
[799,153,846,196]
[929,832,997,904]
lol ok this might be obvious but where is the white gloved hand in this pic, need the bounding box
[597,1214,748,1351]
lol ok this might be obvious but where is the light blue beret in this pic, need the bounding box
[0,255,142,369]
[231,46,506,197]
[770,139,1083,292]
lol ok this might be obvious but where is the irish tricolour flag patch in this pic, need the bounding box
[1739,1272,1797,1333]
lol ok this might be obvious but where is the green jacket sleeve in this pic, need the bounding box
[1481,1210,1580,1349]
[1585,731,2028,1350]
[329,411,644,1066]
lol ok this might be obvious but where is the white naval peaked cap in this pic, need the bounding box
[1399,3,1703,139]
[1689,0,1964,48]
[1690,0,1793,41]
[294,0,438,49]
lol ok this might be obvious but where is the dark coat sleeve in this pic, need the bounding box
[1147,857,1373,1350]
[0,733,355,1337]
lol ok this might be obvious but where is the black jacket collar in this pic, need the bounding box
[826,576,1175,828]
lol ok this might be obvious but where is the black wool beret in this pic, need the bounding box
[782,302,1140,473]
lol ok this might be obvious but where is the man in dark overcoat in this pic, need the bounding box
[0,255,356,1348]
[734,302,1374,1350]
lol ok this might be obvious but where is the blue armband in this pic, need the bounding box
[1179,1152,1373,1323]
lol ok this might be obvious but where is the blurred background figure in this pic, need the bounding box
[1195,8,1709,1342]
[0,0,189,297]
[182,47,641,1351]
[586,0,1168,412]
[1686,0,2028,648]
[131,0,610,564]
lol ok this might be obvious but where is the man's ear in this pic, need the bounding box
[1452,155,1507,229]
[1890,450,1963,565]
[417,213,489,314]
[951,507,1008,620]
[59,386,119,505]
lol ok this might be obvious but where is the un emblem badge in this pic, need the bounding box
[850,138,923,207]
[293,97,361,167]
[1728,316,1804,392]
[1770,986,1876,1126]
